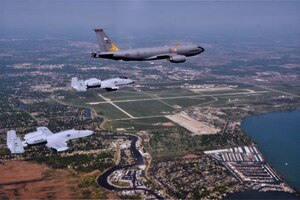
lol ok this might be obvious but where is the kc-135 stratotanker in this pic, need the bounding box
[91,29,204,63]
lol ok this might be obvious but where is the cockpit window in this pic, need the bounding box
[119,76,128,79]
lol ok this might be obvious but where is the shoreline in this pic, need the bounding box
[224,190,299,200]
[239,109,300,195]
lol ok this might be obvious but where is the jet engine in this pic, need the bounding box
[91,52,99,58]
[168,55,186,63]
[105,86,119,91]
[85,78,101,89]
[24,131,47,145]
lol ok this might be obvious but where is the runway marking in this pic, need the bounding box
[110,115,168,121]
[250,84,300,98]
[89,91,268,105]
[98,94,135,119]
[136,88,177,109]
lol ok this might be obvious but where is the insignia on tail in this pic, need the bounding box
[94,29,119,52]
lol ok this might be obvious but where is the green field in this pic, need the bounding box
[90,103,129,119]
[209,90,285,107]
[105,117,178,131]
[115,100,175,117]
[54,83,290,131]
[101,93,151,101]
[57,90,105,106]
[199,89,250,95]
[100,88,151,101]
[163,96,215,108]
[148,88,198,97]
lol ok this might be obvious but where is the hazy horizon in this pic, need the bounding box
[1,0,300,44]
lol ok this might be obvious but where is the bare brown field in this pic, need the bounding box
[0,161,118,199]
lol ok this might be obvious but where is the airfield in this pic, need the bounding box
[54,82,283,133]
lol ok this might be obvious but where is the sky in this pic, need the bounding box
[1,0,300,42]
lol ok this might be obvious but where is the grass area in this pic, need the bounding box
[58,90,105,106]
[200,89,250,95]
[115,100,175,117]
[100,88,141,99]
[238,84,270,92]
[32,153,114,173]
[148,127,252,159]
[209,90,285,107]
[105,117,177,131]
[149,88,198,97]
[163,96,215,108]
[102,94,151,101]
[91,103,129,119]
[272,84,300,96]
[112,181,131,187]
[210,95,265,107]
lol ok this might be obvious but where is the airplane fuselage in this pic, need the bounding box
[7,127,94,153]
[85,77,134,90]
[72,77,134,92]
[24,129,93,145]
[93,45,204,63]
[92,28,204,63]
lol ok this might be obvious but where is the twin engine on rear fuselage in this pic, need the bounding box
[23,131,47,145]
[85,78,101,89]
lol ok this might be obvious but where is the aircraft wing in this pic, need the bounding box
[155,54,172,59]
[46,137,69,152]
[37,127,53,136]
[7,130,25,154]
[101,80,119,90]
[145,54,172,60]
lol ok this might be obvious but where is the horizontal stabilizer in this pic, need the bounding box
[7,130,25,154]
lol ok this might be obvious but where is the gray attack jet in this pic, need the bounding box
[7,127,94,153]
[91,29,204,63]
[71,76,134,92]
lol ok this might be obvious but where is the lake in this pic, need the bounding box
[241,110,300,192]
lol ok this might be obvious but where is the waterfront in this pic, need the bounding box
[97,134,163,199]
[241,110,300,193]
[224,190,299,199]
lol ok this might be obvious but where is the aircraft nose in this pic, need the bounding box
[84,130,94,136]
[198,46,205,53]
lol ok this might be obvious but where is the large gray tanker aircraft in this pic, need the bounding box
[91,29,204,63]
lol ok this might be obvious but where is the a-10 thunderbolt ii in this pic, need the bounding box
[71,76,134,92]
[7,127,93,153]
[91,29,204,63]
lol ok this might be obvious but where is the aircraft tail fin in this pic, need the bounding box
[94,29,119,52]
[7,130,25,154]
[71,77,87,92]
